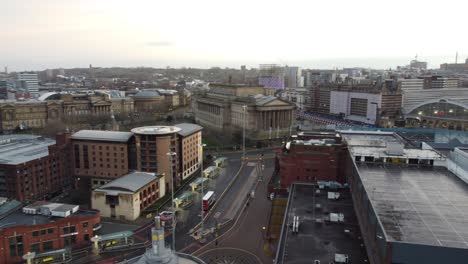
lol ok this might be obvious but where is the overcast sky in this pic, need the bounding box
[2,0,468,71]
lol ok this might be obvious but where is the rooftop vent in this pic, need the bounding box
[385,141,404,156]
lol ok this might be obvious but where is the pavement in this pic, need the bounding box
[69,148,278,263]
[133,150,245,252]
[195,158,276,264]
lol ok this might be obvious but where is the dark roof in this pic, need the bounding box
[428,138,468,150]
[356,163,468,248]
[175,123,203,137]
[71,130,133,142]
[0,202,96,231]
[276,183,368,264]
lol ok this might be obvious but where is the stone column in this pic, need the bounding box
[280,111,284,128]
[272,111,275,128]
[255,112,259,130]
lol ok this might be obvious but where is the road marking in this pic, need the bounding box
[197,247,262,264]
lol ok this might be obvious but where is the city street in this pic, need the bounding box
[195,158,276,264]
[71,148,278,263]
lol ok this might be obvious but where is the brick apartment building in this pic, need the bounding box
[71,130,135,189]
[131,126,180,192]
[271,131,348,191]
[0,133,72,202]
[0,200,100,264]
[175,123,203,180]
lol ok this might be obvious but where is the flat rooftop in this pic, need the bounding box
[276,183,368,264]
[340,131,404,147]
[349,146,444,160]
[0,134,55,165]
[72,130,133,142]
[356,163,468,248]
[0,203,96,231]
[131,126,181,135]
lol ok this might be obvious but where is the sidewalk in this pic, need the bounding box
[194,165,275,264]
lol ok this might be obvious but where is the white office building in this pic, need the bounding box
[284,66,302,88]
[17,72,39,93]
[398,79,424,92]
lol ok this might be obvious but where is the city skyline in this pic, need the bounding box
[2,0,468,71]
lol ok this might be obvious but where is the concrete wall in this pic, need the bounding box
[392,241,468,264]
[448,148,468,184]
[91,191,139,220]
[330,91,381,124]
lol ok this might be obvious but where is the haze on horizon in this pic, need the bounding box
[2,0,468,72]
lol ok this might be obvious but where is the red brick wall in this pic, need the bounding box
[278,143,346,188]
[0,134,72,202]
[0,212,100,264]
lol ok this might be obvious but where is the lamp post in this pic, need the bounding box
[166,151,177,252]
[242,105,247,162]
[200,143,206,235]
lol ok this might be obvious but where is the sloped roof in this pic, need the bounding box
[175,123,203,137]
[96,172,159,193]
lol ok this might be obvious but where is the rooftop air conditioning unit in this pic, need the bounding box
[328,192,340,200]
[330,213,345,223]
[335,254,349,263]
[385,141,404,156]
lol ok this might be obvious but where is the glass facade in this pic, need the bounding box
[409,101,468,120]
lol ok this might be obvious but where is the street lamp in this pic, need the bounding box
[200,144,206,235]
[166,151,177,252]
[242,105,247,162]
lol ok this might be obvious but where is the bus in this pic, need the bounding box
[202,191,216,211]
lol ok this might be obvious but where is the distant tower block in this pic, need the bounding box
[4,66,7,74]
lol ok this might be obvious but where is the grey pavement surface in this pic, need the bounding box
[133,151,244,252]
[197,158,275,264]
[99,221,140,235]
[69,149,278,263]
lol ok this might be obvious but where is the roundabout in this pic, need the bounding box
[197,247,262,264]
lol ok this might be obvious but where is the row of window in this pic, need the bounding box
[32,228,54,237]
[90,145,125,151]
[31,222,87,238]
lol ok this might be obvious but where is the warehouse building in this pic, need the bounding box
[342,131,468,264]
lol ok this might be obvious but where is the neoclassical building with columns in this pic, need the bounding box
[194,83,295,140]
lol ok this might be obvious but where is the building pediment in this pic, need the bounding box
[263,99,291,106]
[46,101,63,106]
